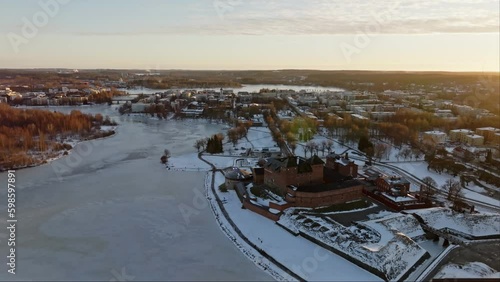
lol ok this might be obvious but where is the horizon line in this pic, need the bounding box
[1,68,499,74]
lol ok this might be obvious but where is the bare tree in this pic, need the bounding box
[164,149,171,158]
[422,176,437,190]
[312,142,319,156]
[420,176,437,202]
[227,129,239,147]
[161,149,171,164]
[321,140,327,156]
[384,145,392,160]
[195,139,208,152]
[289,142,297,155]
[201,139,208,150]
[326,140,334,154]
[194,140,204,152]
[374,143,387,161]
[401,147,412,161]
[305,141,316,157]
[442,178,462,201]
[236,125,247,139]
[412,149,421,161]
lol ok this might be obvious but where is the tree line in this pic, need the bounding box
[194,133,225,154]
[0,104,113,169]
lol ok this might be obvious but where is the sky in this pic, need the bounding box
[0,0,499,71]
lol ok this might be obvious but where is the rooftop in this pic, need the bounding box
[223,167,252,180]
[380,176,410,185]
[450,129,474,133]
[424,131,446,135]
[466,134,484,139]
[476,127,499,131]
[326,153,355,166]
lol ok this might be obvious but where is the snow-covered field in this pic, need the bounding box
[435,262,500,279]
[246,127,277,149]
[211,172,381,281]
[295,135,350,159]
[408,207,500,238]
[167,152,212,171]
[382,161,500,207]
[279,210,428,281]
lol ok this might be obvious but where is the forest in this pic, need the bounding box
[0,104,115,170]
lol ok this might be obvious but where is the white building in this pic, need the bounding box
[464,134,484,146]
[422,131,447,145]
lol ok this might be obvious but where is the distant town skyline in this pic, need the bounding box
[0,0,499,72]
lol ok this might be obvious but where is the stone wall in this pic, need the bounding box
[294,185,364,207]
[243,201,281,221]
[285,185,364,208]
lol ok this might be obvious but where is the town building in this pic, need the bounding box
[325,152,358,177]
[422,131,447,146]
[261,155,365,208]
[251,167,265,185]
[223,167,253,190]
[464,134,484,147]
[495,133,500,146]
[449,129,474,143]
[476,127,500,144]
[263,156,324,193]
[374,176,411,197]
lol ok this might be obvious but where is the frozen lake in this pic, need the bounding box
[121,84,345,95]
[0,105,270,281]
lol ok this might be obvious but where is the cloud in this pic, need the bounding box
[69,0,499,36]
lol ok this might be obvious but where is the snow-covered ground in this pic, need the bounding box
[246,127,277,149]
[382,161,500,207]
[408,207,500,238]
[361,212,426,240]
[166,152,212,171]
[207,173,294,281]
[211,172,381,281]
[295,135,350,159]
[203,155,238,169]
[435,262,500,279]
[279,210,428,281]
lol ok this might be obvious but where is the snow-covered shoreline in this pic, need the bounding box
[1,127,117,173]
[203,169,382,281]
[203,171,296,281]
